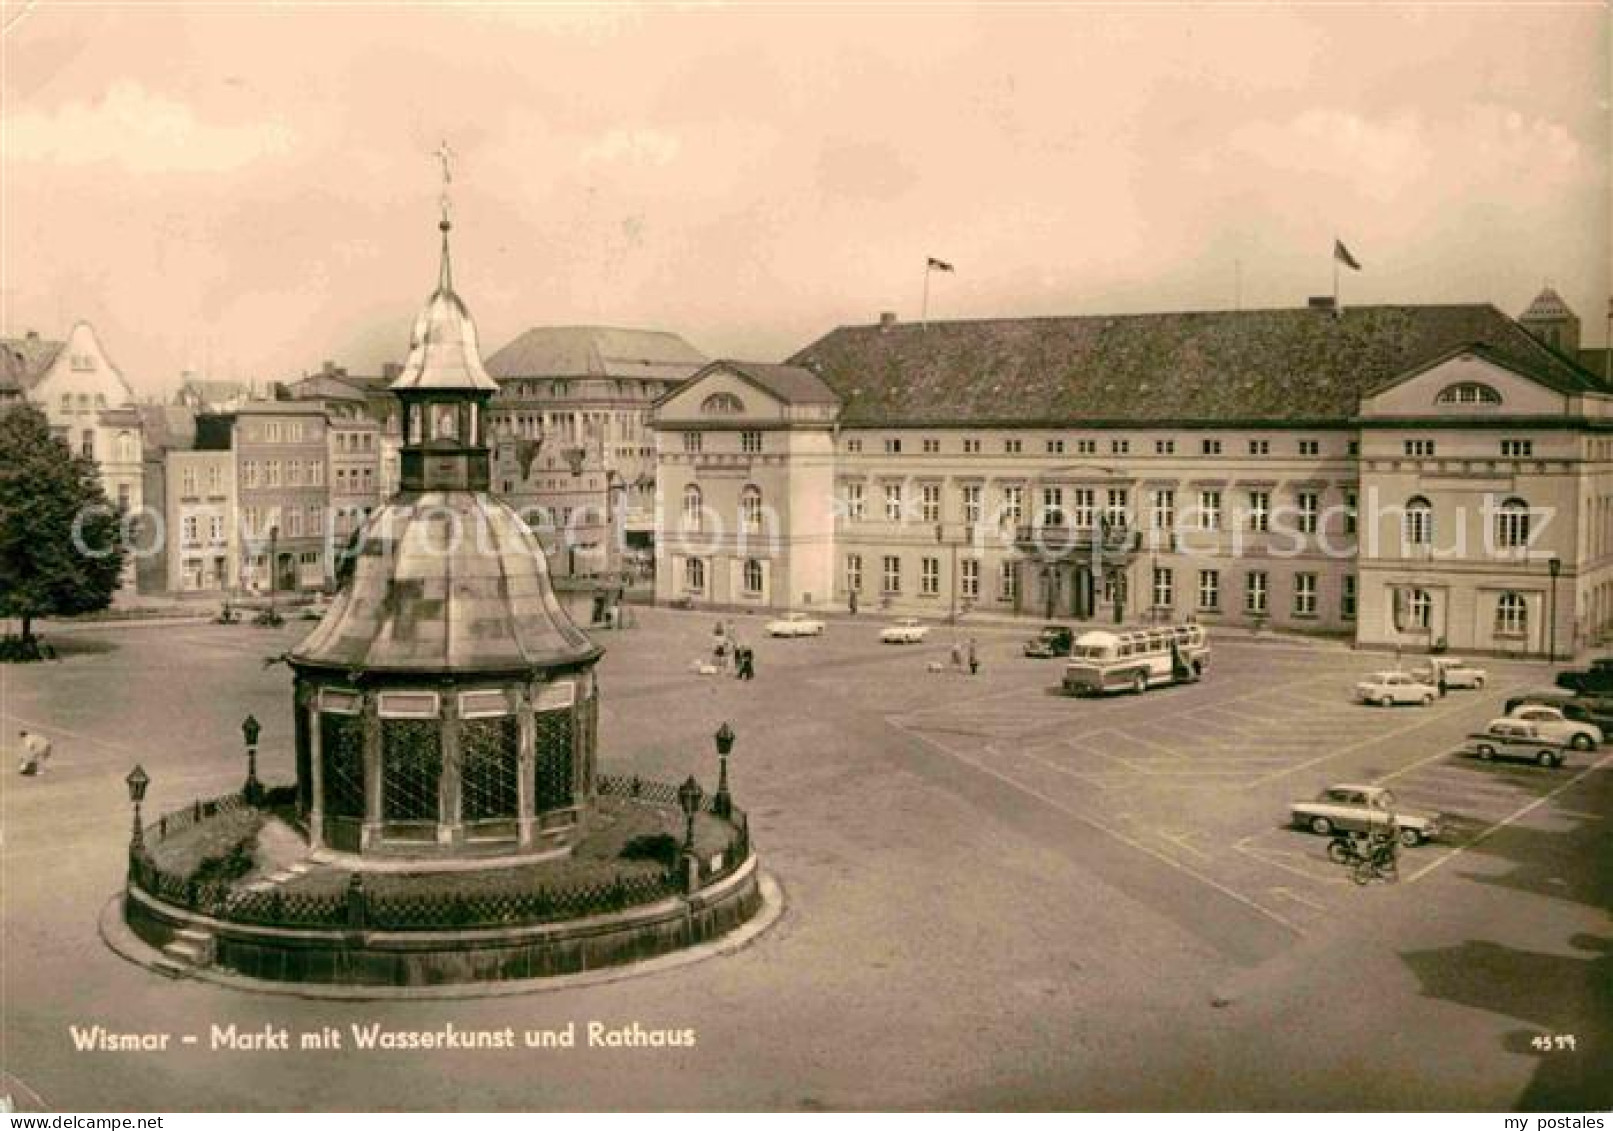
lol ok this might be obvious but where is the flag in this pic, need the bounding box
[927,257,954,272]
[1333,239,1362,271]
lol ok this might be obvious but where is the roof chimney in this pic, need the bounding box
[879,311,898,330]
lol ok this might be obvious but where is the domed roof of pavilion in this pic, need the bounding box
[289,491,601,675]
[1521,285,1574,322]
[388,221,500,395]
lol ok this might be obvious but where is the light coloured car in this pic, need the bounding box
[1469,720,1570,767]
[880,618,930,644]
[1290,784,1442,846]
[1412,657,1488,689]
[1500,705,1601,750]
[1354,670,1438,707]
[766,612,825,638]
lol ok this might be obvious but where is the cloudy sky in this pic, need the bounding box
[3,4,1609,396]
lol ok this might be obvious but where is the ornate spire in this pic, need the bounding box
[435,140,454,292]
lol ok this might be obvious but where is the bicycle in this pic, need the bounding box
[1327,832,1399,885]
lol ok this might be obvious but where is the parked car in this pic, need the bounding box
[880,618,930,644]
[1469,720,1572,767]
[1290,784,1442,846]
[1499,705,1601,750]
[1354,670,1438,707]
[1553,656,1613,696]
[1411,656,1488,689]
[1023,625,1074,658]
[766,612,826,638]
[1504,689,1613,731]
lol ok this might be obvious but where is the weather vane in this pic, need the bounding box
[435,139,454,225]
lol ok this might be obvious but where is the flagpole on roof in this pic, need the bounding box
[921,263,931,331]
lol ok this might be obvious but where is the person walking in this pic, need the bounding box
[967,638,980,676]
[739,645,755,681]
[16,730,52,776]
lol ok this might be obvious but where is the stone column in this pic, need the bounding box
[361,691,383,851]
[515,683,537,849]
[306,687,325,852]
[438,689,463,846]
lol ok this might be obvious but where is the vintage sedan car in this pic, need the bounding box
[1469,719,1572,767]
[1412,656,1488,689]
[1354,670,1438,707]
[1500,705,1601,750]
[766,612,826,638]
[1290,784,1442,846]
[880,618,930,644]
[1023,625,1074,658]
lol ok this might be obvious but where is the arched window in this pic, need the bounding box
[1436,382,1502,405]
[116,431,133,461]
[701,392,745,415]
[1496,497,1531,550]
[1496,592,1528,636]
[1404,497,1433,547]
[682,485,704,532]
[744,558,764,594]
[685,557,705,592]
[740,484,763,533]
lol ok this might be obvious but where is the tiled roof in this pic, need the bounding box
[1521,286,1574,321]
[706,360,841,406]
[290,492,600,675]
[786,304,1604,426]
[0,334,64,391]
[486,326,707,383]
[136,405,198,452]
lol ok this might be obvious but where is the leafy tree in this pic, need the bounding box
[0,404,126,652]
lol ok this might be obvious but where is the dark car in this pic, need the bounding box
[1553,657,1613,696]
[1024,625,1074,658]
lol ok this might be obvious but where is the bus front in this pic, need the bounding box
[1062,632,1119,694]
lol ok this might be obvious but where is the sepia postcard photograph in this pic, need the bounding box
[1,0,1610,1114]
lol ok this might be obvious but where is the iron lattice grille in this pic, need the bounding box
[294,694,312,814]
[320,713,366,819]
[461,717,519,821]
[534,707,574,812]
[579,694,597,796]
[381,718,443,822]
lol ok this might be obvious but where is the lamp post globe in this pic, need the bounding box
[125,764,151,851]
[713,722,736,818]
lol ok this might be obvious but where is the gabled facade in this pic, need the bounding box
[652,361,840,610]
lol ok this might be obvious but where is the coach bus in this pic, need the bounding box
[1060,623,1209,695]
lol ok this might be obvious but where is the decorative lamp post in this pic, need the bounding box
[268,525,281,624]
[713,722,736,819]
[1548,555,1562,662]
[125,764,150,852]
[241,714,263,803]
[677,774,704,854]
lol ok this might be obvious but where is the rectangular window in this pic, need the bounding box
[1198,490,1221,531]
[1105,488,1128,528]
[961,558,980,599]
[310,460,323,486]
[884,438,902,455]
[1000,561,1018,602]
[741,431,762,453]
[209,515,224,543]
[1151,489,1175,530]
[204,465,220,492]
[1297,491,1320,535]
[1248,439,1269,456]
[1342,575,1357,620]
[922,438,940,454]
[1248,490,1269,532]
[1155,439,1175,455]
[242,460,258,489]
[846,554,863,594]
[1075,439,1096,455]
[1299,439,1320,456]
[1344,489,1358,535]
[1152,567,1174,609]
[1201,438,1222,456]
[182,468,197,496]
[963,438,981,454]
[921,557,940,596]
[920,483,941,523]
[1070,488,1095,529]
[182,515,199,545]
[1111,438,1130,455]
[81,430,94,458]
[1046,439,1064,454]
[1198,570,1219,611]
[1347,440,1360,456]
[845,438,863,454]
[1246,571,1269,614]
[288,510,303,538]
[1294,572,1318,616]
[1041,486,1064,526]
[882,556,901,594]
[962,484,982,526]
[1501,439,1533,458]
[1004,438,1022,454]
[1002,485,1023,526]
[845,483,865,521]
[1405,439,1435,457]
[682,432,702,453]
[287,459,302,487]
[884,483,903,522]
